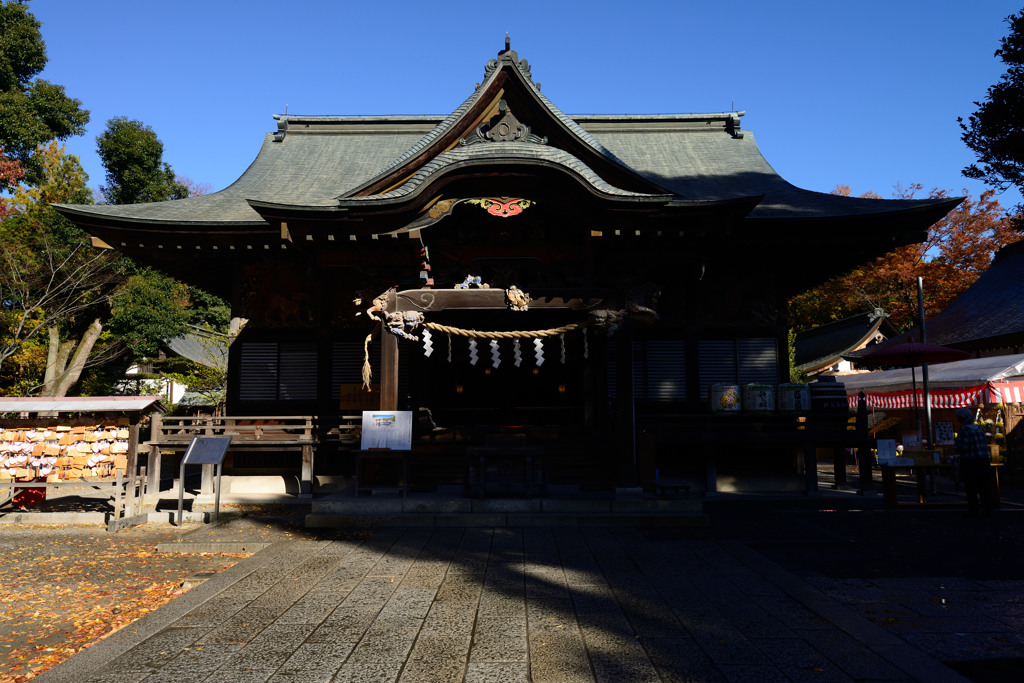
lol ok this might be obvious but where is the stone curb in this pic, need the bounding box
[0,510,214,526]
[156,540,274,554]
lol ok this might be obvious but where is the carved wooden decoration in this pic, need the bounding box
[466,197,534,217]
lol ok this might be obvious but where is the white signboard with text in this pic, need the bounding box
[360,410,413,451]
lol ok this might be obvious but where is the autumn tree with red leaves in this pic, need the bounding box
[0,146,23,219]
[789,184,1022,333]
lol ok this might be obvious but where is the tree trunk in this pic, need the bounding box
[42,319,104,397]
[43,325,76,396]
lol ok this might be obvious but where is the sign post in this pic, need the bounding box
[177,436,231,526]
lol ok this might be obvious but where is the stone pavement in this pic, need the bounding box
[35,524,976,683]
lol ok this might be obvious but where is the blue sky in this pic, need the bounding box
[29,0,1024,213]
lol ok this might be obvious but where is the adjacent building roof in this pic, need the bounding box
[850,240,1024,355]
[795,308,897,374]
[164,326,229,369]
[0,396,165,414]
[840,353,1024,394]
[910,241,1024,352]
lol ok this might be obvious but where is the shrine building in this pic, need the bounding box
[56,41,959,496]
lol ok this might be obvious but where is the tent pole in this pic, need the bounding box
[912,366,921,444]
[917,277,933,449]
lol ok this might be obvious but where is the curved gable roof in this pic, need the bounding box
[795,308,896,372]
[343,40,668,200]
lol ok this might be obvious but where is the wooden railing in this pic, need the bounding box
[151,415,316,442]
[145,415,362,497]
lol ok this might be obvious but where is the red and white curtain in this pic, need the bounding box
[847,381,1024,409]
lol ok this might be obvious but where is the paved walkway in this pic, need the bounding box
[36,525,971,683]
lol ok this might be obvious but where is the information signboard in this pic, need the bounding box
[177,436,231,525]
[934,422,955,446]
[182,436,231,464]
[360,410,413,450]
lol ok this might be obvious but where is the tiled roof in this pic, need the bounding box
[53,48,957,228]
[56,126,430,222]
[58,115,948,226]
[795,309,895,371]
[342,144,661,204]
[896,241,1024,350]
[589,124,949,217]
[366,45,631,186]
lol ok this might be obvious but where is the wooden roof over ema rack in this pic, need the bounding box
[53,39,959,301]
[0,396,165,416]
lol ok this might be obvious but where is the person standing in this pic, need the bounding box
[955,407,995,517]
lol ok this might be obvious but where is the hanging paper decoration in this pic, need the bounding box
[490,340,501,368]
[469,339,479,366]
[513,339,522,367]
[534,338,545,366]
[447,333,453,363]
[422,328,434,357]
[583,328,589,359]
[559,333,566,364]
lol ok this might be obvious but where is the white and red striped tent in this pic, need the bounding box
[841,353,1024,409]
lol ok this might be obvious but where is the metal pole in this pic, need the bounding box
[917,277,933,448]
[214,463,222,522]
[177,456,186,527]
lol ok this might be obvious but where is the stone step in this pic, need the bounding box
[305,511,708,528]
[307,495,706,528]
[311,496,703,515]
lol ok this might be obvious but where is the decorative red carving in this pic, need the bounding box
[468,197,534,217]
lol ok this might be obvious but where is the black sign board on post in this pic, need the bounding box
[177,436,231,526]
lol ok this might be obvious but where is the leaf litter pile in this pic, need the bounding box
[0,524,248,682]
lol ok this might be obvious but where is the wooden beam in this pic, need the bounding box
[381,288,400,411]
[391,288,617,312]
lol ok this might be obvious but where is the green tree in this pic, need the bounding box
[960,10,1024,222]
[0,1,89,182]
[0,141,210,396]
[106,269,191,358]
[96,117,189,205]
[0,142,123,395]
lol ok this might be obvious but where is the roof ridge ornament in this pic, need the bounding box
[481,36,534,84]
[273,116,288,142]
[460,99,548,146]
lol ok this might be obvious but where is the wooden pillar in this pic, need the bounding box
[856,393,873,493]
[381,330,399,411]
[832,446,848,488]
[200,417,214,494]
[614,323,637,487]
[300,444,313,497]
[148,445,162,494]
[804,440,819,495]
[704,444,718,495]
[201,463,214,494]
[126,421,140,480]
[148,412,162,493]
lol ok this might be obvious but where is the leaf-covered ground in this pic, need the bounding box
[0,524,248,682]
